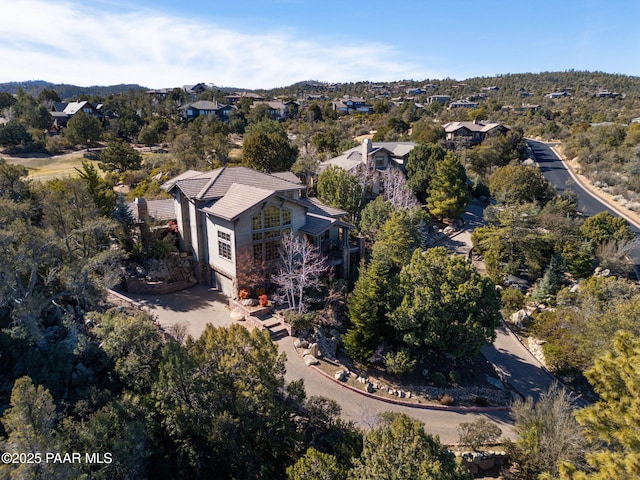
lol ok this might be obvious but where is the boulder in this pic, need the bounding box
[485,375,504,390]
[334,369,348,381]
[309,343,320,357]
[293,338,309,349]
[509,309,530,328]
[230,308,246,321]
[241,298,259,306]
[365,382,375,393]
[303,355,319,366]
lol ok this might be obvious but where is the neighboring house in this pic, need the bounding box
[161,167,355,297]
[449,99,479,109]
[250,100,299,120]
[331,96,374,114]
[546,91,571,99]
[49,101,103,131]
[427,95,451,104]
[443,120,510,147]
[224,91,266,104]
[183,83,210,96]
[594,89,621,98]
[319,139,415,198]
[178,100,235,122]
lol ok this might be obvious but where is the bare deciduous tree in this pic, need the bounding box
[381,167,419,210]
[272,232,328,313]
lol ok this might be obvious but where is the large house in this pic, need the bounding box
[161,167,355,297]
[443,120,510,147]
[319,139,415,197]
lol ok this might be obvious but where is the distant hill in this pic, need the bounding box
[0,80,147,100]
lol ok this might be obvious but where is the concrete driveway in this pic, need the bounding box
[115,285,514,443]
[117,285,235,339]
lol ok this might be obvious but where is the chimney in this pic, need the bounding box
[133,197,148,223]
[362,138,372,160]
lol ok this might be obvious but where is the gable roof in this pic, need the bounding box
[319,141,416,172]
[443,121,507,134]
[201,183,276,221]
[179,100,227,112]
[161,166,302,201]
[63,101,89,115]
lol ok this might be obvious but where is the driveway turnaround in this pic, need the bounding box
[116,286,514,444]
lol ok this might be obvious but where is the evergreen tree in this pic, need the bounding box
[349,413,472,480]
[99,140,142,174]
[65,111,103,148]
[532,253,566,303]
[316,165,363,221]
[559,331,640,479]
[343,258,394,364]
[286,448,346,480]
[76,160,116,217]
[405,142,446,202]
[427,152,470,220]
[0,377,72,479]
[391,247,501,358]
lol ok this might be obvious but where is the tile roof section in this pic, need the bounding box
[300,197,348,218]
[270,171,303,184]
[202,184,275,221]
[127,198,176,222]
[162,166,302,201]
[299,213,335,236]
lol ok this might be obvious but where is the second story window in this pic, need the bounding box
[252,205,291,262]
[217,230,232,261]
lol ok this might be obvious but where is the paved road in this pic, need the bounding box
[278,335,514,443]
[527,139,640,270]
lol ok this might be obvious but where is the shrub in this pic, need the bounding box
[500,287,526,314]
[384,349,417,375]
[449,370,461,384]
[474,396,489,407]
[438,393,455,406]
[283,310,315,332]
[431,372,447,387]
[457,417,502,451]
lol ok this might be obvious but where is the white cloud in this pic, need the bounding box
[0,0,442,88]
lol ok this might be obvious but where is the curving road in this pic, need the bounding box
[277,335,515,443]
[527,139,640,271]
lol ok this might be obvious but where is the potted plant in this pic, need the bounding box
[258,294,269,307]
[239,288,250,300]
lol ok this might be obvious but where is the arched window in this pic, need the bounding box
[252,205,291,261]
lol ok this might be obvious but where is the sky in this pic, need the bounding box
[1,0,638,89]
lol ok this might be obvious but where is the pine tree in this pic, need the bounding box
[427,152,470,220]
[559,331,640,479]
[532,253,566,303]
[343,258,393,364]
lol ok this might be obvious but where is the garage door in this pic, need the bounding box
[214,270,235,298]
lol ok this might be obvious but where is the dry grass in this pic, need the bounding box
[3,151,94,182]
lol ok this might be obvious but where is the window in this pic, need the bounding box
[251,205,291,262]
[375,155,385,167]
[217,230,232,261]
